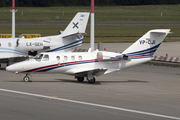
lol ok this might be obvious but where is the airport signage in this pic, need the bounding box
[0,34,12,38]
[22,34,41,38]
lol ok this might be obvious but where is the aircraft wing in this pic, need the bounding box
[65,68,108,77]
[0,56,29,64]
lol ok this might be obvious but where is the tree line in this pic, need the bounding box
[1,0,180,7]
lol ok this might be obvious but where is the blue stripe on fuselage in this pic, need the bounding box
[47,39,83,52]
[123,43,161,57]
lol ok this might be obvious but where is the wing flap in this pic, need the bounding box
[65,68,107,77]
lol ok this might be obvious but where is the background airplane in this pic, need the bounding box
[0,12,89,68]
[6,29,170,83]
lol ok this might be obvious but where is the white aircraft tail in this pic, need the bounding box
[122,29,170,59]
[61,12,90,38]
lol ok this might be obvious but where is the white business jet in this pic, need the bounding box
[6,29,170,83]
[0,12,89,67]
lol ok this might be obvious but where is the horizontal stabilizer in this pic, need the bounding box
[62,32,86,39]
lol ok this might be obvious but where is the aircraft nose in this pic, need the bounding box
[6,64,18,72]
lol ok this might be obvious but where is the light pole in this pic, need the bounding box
[90,0,94,52]
[9,0,18,38]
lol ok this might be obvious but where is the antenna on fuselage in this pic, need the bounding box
[9,0,18,38]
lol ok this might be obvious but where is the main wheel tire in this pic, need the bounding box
[88,77,95,83]
[23,76,30,82]
[77,77,84,82]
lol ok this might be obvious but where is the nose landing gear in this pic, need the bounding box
[23,74,31,82]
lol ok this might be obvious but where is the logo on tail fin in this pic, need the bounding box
[80,15,85,17]
[73,22,79,29]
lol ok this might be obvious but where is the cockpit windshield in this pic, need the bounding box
[33,54,43,61]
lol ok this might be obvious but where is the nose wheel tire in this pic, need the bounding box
[23,74,31,82]
[23,76,30,82]
[88,77,96,84]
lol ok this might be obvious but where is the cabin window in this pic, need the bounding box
[0,43,1,47]
[64,56,68,61]
[78,56,82,61]
[8,42,11,47]
[71,56,75,61]
[56,56,60,61]
[43,54,49,61]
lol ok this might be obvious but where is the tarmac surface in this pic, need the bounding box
[0,64,180,120]
[0,42,180,120]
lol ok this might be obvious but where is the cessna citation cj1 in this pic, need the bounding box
[0,12,89,68]
[6,29,170,83]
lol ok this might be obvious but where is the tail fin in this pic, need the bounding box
[61,12,90,38]
[122,29,170,59]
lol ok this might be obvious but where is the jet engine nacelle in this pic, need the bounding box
[16,38,50,51]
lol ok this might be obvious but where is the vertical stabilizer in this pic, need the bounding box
[61,12,90,38]
[122,29,170,59]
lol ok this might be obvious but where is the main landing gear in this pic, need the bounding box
[87,77,96,83]
[75,76,96,84]
[76,77,84,82]
[23,74,31,82]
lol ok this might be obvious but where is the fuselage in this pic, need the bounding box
[6,50,152,77]
[0,36,83,60]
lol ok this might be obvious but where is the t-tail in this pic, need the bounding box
[61,12,90,38]
[47,12,90,52]
[120,29,170,69]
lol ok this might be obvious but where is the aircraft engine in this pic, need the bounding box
[16,38,50,51]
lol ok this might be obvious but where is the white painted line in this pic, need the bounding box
[0,88,180,120]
